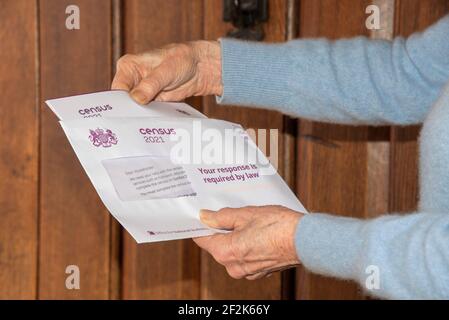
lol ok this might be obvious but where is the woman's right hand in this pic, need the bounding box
[111,40,222,105]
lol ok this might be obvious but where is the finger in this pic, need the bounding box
[112,55,142,91]
[192,234,234,264]
[111,67,134,91]
[130,63,172,104]
[245,271,269,280]
[154,89,188,102]
[192,234,226,253]
[199,207,249,230]
[245,265,293,280]
[192,235,214,249]
[154,80,196,102]
[226,264,247,279]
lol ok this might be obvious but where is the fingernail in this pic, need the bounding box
[130,90,147,105]
[199,209,215,225]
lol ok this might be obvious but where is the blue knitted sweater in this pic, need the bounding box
[218,15,449,299]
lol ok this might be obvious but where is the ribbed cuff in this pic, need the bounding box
[216,38,293,108]
[295,213,366,281]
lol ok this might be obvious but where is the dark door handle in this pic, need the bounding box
[223,0,268,41]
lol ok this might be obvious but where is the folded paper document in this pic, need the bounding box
[46,90,306,243]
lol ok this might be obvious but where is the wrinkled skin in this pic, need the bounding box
[112,42,305,280]
[194,206,303,280]
[112,41,222,104]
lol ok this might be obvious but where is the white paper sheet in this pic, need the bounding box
[46,90,306,243]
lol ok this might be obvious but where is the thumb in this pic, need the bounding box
[130,63,171,104]
[199,208,244,230]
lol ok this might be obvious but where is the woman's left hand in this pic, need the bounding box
[193,205,304,280]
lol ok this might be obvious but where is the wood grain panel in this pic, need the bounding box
[365,0,395,220]
[200,0,287,300]
[109,0,123,300]
[39,0,113,299]
[295,0,391,300]
[0,0,38,299]
[390,0,449,212]
[121,0,203,299]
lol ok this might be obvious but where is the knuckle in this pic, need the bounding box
[173,42,190,52]
[144,48,165,61]
[140,78,161,93]
[164,43,192,59]
[226,266,244,279]
[176,43,192,54]
[116,54,133,67]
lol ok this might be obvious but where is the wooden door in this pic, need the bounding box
[0,0,447,299]
[0,0,39,299]
[121,0,203,299]
[295,0,449,300]
[39,0,115,299]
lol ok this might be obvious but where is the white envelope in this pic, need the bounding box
[46,90,306,243]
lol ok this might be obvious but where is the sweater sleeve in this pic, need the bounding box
[295,77,449,300]
[217,15,449,125]
[295,212,449,299]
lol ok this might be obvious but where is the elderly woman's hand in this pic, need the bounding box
[111,41,222,104]
[193,205,303,280]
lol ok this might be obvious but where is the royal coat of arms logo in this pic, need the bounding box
[88,128,118,147]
